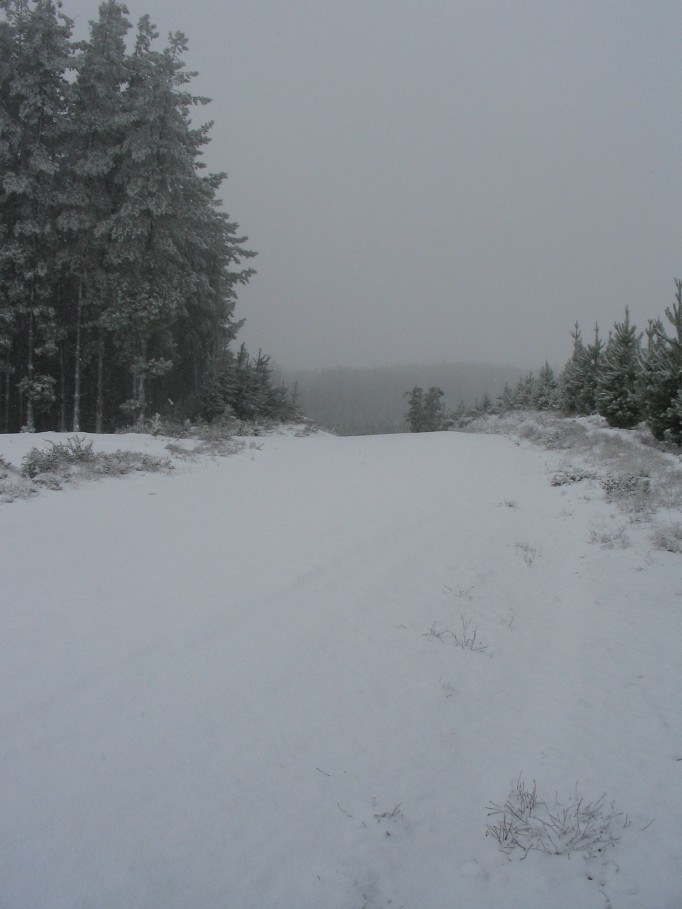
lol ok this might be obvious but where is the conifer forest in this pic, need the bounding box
[403,284,682,445]
[0,0,297,433]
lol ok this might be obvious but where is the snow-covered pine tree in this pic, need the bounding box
[595,307,642,428]
[511,372,535,409]
[639,281,682,442]
[405,386,426,432]
[0,0,73,431]
[532,361,558,410]
[574,324,603,415]
[0,11,15,431]
[405,385,445,431]
[105,18,255,424]
[423,386,446,429]
[558,322,584,413]
[64,0,132,431]
[497,382,514,411]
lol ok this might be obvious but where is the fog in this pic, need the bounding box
[68,0,682,371]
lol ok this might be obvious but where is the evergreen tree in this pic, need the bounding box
[532,361,558,410]
[423,385,445,429]
[558,322,584,413]
[405,386,426,432]
[573,324,604,415]
[405,385,445,431]
[64,0,132,431]
[0,0,73,430]
[640,281,682,442]
[497,382,514,411]
[595,307,642,428]
[0,10,16,430]
[104,18,255,424]
[511,372,535,408]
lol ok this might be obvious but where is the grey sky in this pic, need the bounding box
[68,0,682,370]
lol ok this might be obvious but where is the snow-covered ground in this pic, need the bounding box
[1,421,680,908]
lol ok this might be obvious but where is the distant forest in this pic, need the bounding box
[280,362,526,434]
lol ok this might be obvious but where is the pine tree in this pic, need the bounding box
[104,18,255,424]
[405,385,445,431]
[405,386,426,432]
[423,386,445,429]
[0,11,16,430]
[595,307,642,428]
[497,382,514,411]
[532,361,558,410]
[640,281,682,442]
[511,372,535,408]
[575,324,603,415]
[0,0,73,430]
[558,322,584,413]
[64,0,132,431]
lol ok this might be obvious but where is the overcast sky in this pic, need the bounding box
[67,0,682,370]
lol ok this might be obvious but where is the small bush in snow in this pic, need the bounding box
[0,456,37,502]
[8,437,173,502]
[165,437,245,460]
[486,778,626,860]
[550,466,595,487]
[0,454,14,475]
[651,522,682,553]
[601,473,651,506]
[94,451,173,476]
[0,477,38,502]
[21,436,95,477]
[588,520,631,549]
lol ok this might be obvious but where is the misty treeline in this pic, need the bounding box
[406,283,682,444]
[279,362,525,435]
[0,0,297,434]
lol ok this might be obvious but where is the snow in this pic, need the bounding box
[1,424,681,908]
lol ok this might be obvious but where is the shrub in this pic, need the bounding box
[588,520,630,549]
[17,437,172,490]
[21,436,95,477]
[651,522,682,553]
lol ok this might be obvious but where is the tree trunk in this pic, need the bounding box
[73,278,83,432]
[0,368,6,433]
[59,344,66,432]
[95,333,104,433]
[25,306,35,432]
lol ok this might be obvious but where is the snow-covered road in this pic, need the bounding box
[1,428,680,908]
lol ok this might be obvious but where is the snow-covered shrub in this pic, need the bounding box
[588,520,630,549]
[21,436,95,478]
[486,779,626,859]
[550,466,596,486]
[0,477,38,502]
[600,473,652,514]
[0,456,37,502]
[32,473,64,490]
[651,522,682,553]
[94,451,173,476]
[14,438,172,497]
